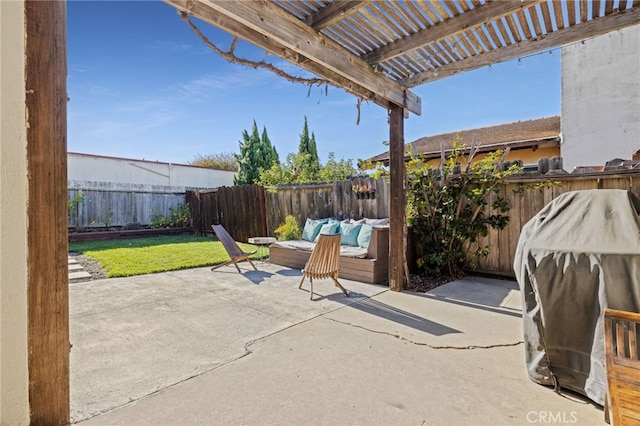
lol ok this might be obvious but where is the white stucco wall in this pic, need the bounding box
[561,25,640,171]
[0,0,30,424]
[68,152,236,191]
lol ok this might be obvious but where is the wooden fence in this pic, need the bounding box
[187,177,388,242]
[68,188,187,229]
[186,171,639,277]
[187,185,267,242]
[264,177,389,237]
[473,170,640,276]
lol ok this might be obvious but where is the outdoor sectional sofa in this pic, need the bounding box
[269,218,390,284]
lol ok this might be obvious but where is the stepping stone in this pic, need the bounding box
[69,271,91,280]
[68,264,83,271]
[68,258,79,265]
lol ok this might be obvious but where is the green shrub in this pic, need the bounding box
[68,190,84,227]
[274,215,301,241]
[407,138,522,277]
[150,204,191,228]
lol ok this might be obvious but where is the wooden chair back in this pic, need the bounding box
[605,308,640,425]
[298,234,348,299]
[211,224,256,273]
[212,224,246,259]
[304,234,341,280]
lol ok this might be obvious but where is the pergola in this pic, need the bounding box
[20,0,640,423]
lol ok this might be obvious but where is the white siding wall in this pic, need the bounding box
[561,25,640,171]
[68,152,236,191]
[0,1,30,424]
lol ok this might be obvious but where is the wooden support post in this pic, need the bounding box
[388,105,405,291]
[25,0,70,424]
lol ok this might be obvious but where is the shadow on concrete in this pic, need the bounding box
[410,277,522,318]
[417,294,522,318]
[311,290,461,336]
[242,270,274,284]
[275,269,303,277]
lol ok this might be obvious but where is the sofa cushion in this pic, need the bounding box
[313,222,339,242]
[357,223,373,248]
[271,240,368,258]
[301,218,327,242]
[364,218,389,226]
[340,222,362,246]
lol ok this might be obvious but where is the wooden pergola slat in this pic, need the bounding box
[305,0,369,30]
[362,0,541,63]
[402,4,640,86]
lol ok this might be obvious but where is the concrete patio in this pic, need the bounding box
[70,263,604,425]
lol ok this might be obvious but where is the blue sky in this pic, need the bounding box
[67,1,560,166]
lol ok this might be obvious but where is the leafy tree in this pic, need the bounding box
[297,117,320,180]
[318,153,357,182]
[190,152,238,171]
[256,117,355,186]
[259,152,356,186]
[259,152,309,186]
[234,120,279,185]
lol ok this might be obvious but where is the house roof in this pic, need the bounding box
[369,116,561,164]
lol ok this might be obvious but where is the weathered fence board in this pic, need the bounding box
[188,185,266,242]
[264,177,389,236]
[473,170,640,276]
[68,189,186,229]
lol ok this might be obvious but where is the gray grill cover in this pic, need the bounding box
[513,189,640,405]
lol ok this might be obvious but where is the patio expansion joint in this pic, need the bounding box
[323,317,524,350]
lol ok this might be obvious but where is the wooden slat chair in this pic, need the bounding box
[298,233,349,300]
[211,224,257,273]
[605,308,640,425]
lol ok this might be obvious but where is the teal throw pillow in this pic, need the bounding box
[313,222,339,242]
[302,218,326,242]
[357,224,373,248]
[340,222,362,246]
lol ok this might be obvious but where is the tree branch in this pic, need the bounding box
[180,12,328,87]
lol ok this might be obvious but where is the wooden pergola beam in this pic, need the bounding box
[361,0,542,64]
[305,0,370,30]
[167,0,394,110]
[401,5,640,87]
[170,0,420,115]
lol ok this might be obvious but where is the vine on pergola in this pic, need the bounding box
[179,11,366,124]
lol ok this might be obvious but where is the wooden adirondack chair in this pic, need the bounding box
[211,224,257,273]
[298,233,349,300]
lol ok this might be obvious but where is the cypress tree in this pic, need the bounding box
[261,126,279,167]
[234,120,262,185]
[308,131,320,177]
[297,116,320,181]
[235,121,280,185]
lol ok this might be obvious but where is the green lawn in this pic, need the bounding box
[69,235,262,278]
